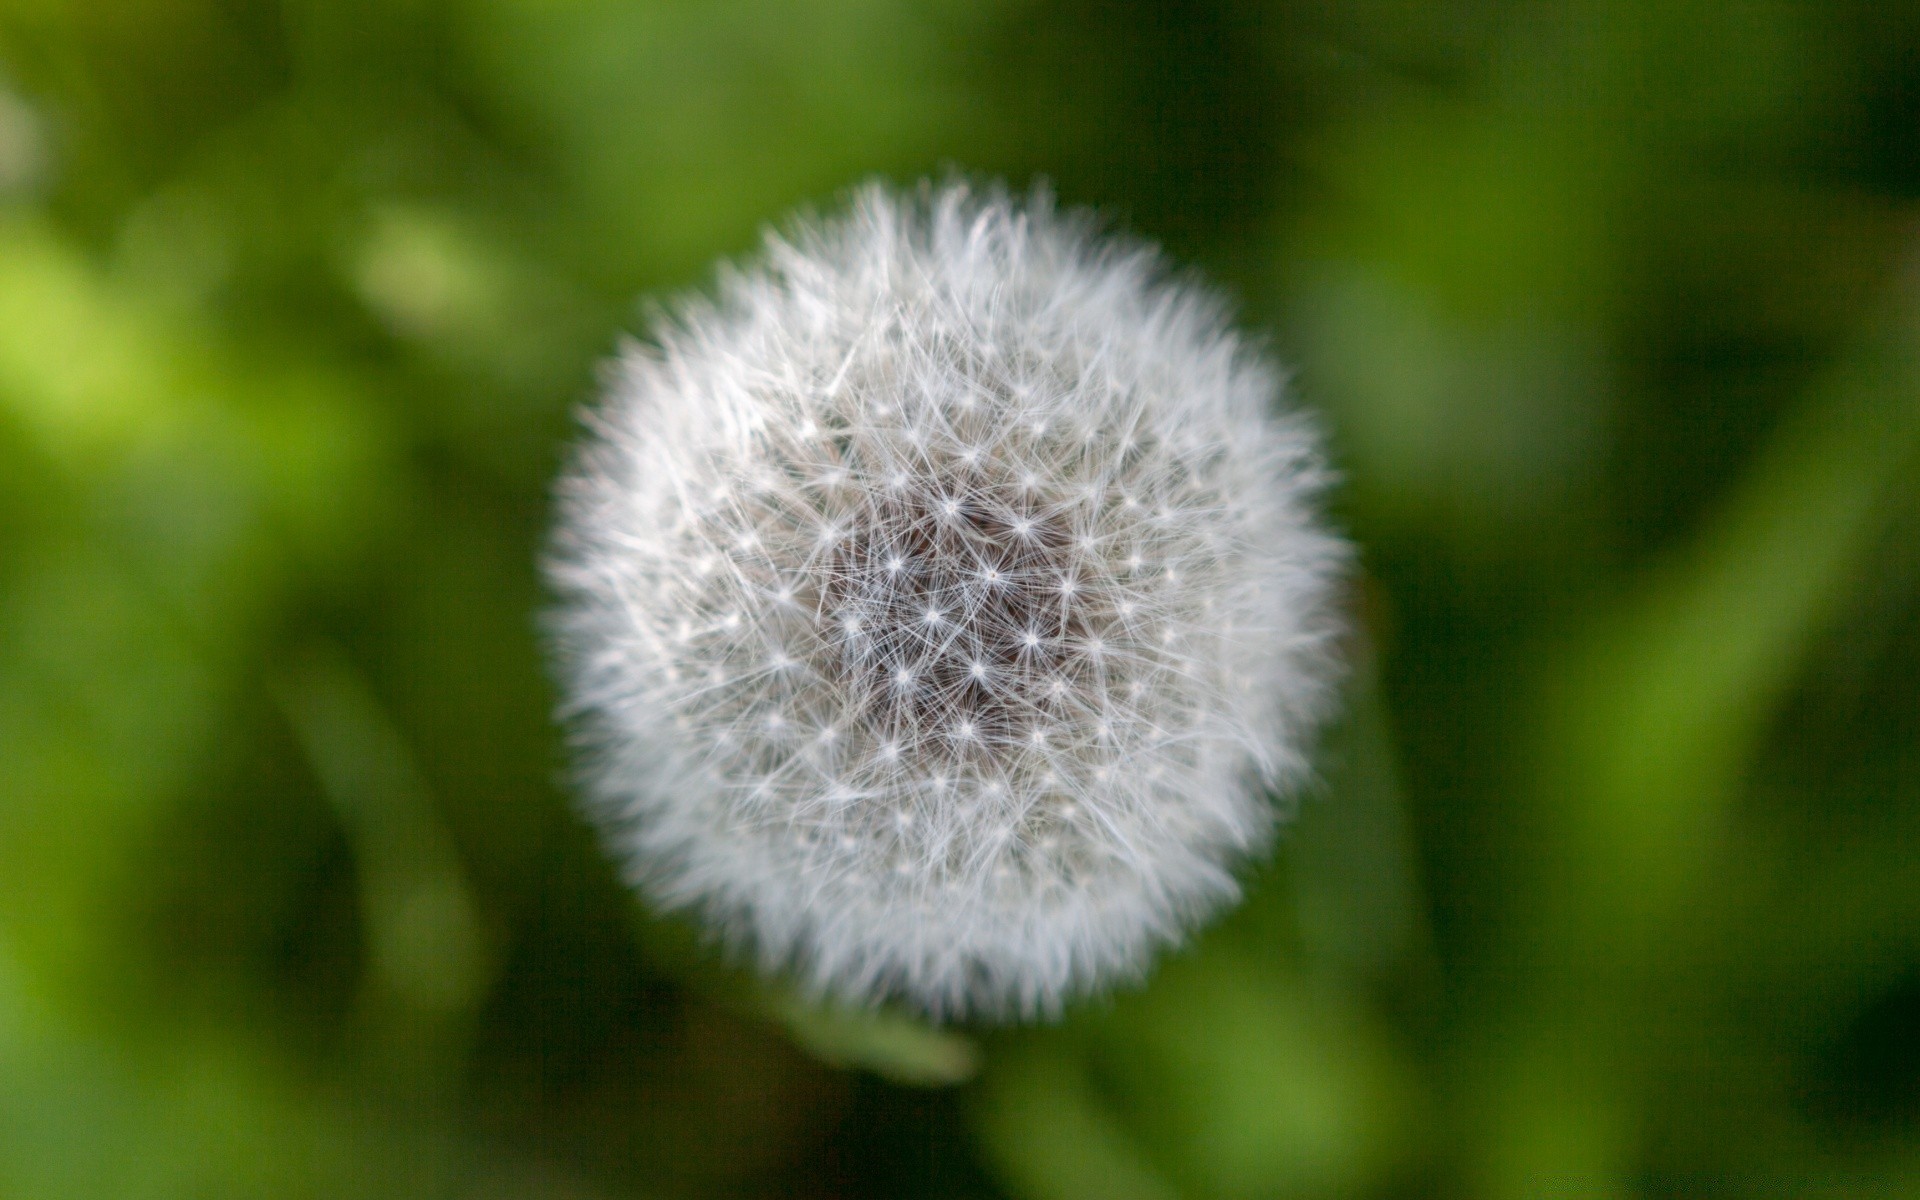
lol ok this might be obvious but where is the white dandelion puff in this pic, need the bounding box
[546,180,1347,1020]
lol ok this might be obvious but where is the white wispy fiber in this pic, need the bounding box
[547,181,1347,1020]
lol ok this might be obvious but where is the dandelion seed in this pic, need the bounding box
[546,180,1347,1020]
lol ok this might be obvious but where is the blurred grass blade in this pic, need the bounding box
[274,645,489,1093]
[973,1042,1181,1200]
[763,990,979,1086]
[1476,263,1920,1198]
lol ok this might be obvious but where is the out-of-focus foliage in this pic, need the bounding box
[2,0,1917,1196]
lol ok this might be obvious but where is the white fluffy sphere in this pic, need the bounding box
[547,182,1346,1019]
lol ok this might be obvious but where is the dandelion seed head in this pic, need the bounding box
[546,180,1347,1020]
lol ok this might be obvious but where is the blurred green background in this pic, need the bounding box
[3,1,1918,1196]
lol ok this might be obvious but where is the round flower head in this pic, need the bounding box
[547,181,1346,1020]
